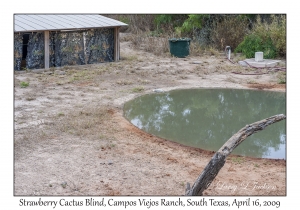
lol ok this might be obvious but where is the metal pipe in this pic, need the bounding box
[225,46,231,60]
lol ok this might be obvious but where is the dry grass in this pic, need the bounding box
[30,63,125,86]
[190,41,205,56]
[121,54,138,61]
[144,36,169,56]
[54,105,110,137]
[252,15,286,57]
[116,79,133,85]
[128,31,170,56]
[137,78,150,84]
[103,14,156,33]
[14,103,117,176]
[130,33,209,58]
[25,95,36,101]
[247,79,259,84]
[277,72,286,84]
[222,64,242,72]
[205,47,221,57]
[131,86,144,93]
[211,15,249,51]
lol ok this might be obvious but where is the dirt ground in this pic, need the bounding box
[14,33,286,196]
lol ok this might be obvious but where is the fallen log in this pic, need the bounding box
[185,114,286,196]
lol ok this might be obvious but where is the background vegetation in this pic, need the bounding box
[104,14,286,58]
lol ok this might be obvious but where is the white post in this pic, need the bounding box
[83,31,87,64]
[255,52,263,62]
[44,31,49,69]
[225,46,231,60]
[114,27,120,61]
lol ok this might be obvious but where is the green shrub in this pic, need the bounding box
[154,15,174,26]
[176,14,209,36]
[155,15,187,27]
[235,34,277,58]
[20,81,29,88]
[234,15,286,58]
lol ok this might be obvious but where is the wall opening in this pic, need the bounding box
[21,34,29,68]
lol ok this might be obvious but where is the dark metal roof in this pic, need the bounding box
[14,14,128,32]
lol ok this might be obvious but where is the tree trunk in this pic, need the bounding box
[185,114,286,196]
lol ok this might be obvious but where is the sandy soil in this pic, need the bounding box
[14,33,286,196]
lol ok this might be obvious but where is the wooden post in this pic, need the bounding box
[114,27,120,61]
[185,114,286,196]
[44,31,49,69]
[118,27,120,61]
[83,31,87,64]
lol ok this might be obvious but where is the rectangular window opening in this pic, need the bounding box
[21,34,29,68]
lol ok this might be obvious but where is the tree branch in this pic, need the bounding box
[185,114,286,196]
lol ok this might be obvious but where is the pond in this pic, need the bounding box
[123,89,286,159]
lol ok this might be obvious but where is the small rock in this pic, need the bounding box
[108,160,113,165]
[55,70,66,75]
[192,61,203,64]
[170,70,176,75]
[158,69,165,74]
[153,89,164,93]
[43,71,53,75]
[61,181,67,188]
[238,61,248,67]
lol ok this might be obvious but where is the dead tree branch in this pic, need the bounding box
[185,114,286,196]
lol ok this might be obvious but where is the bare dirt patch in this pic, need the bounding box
[247,83,286,90]
[14,33,286,196]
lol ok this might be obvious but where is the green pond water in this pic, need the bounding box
[123,89,286,159]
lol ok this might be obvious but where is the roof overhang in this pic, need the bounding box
[14,14,128,33]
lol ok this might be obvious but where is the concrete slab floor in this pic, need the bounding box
[239,58,281,68]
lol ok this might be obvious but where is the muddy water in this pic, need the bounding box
[124,89,286,159]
